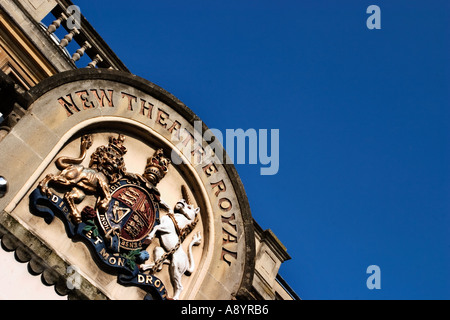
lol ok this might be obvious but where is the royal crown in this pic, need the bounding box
[108,134,127,156]
[144,148,171,185]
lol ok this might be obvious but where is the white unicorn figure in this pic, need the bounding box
[141,194,201,300]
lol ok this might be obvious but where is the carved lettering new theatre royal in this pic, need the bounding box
[56,88,239,267]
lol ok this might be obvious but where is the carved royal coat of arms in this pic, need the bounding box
[29,134,201,300]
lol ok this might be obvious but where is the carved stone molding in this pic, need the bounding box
[0,211,108,300]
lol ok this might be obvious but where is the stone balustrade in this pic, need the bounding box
[43,1,128,71]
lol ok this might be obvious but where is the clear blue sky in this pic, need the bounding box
[69,0,449,299]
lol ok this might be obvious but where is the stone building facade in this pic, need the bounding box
[0,0,298,300]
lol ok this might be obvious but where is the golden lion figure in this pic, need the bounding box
[39,134,127,224]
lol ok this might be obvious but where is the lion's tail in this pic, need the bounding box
[56,135,93,170]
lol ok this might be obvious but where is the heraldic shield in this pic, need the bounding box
[99,179,159,252]
[28,133,201,300]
